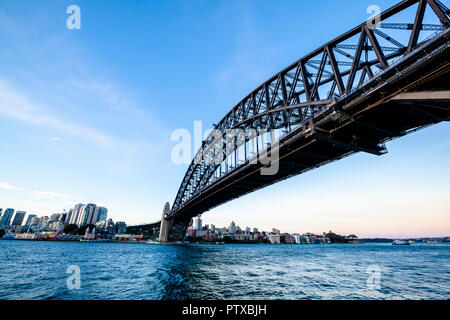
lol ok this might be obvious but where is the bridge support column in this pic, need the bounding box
[159,202,191,243]
[166,217,191,242]
[158,202,171,243]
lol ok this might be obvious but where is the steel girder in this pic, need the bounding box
[171,0,450,216]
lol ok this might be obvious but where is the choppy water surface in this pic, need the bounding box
[0,241,449,300]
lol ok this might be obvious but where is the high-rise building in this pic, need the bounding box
[69,203,84,225]
[24,214,37,231]
[81,203,97,225]
[59,212,67,223]
[91,206,107,225]
[24,214,37,227]
[50,213,60,221]
[75,205,86,225]
[74,203,96,226]
[0,209,14,226]
[0,208,3,221]
[11,211,26,226]
[115,221,127,234]
[65,209,73,224]
[228,221,236,234]
[194,216,202,231]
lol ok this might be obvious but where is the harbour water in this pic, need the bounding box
[0,241,449,300]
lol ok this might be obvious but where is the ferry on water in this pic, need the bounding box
[392,239,410,246]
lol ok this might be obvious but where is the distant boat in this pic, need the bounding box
[393,239,410,246]
[146,240,160,244]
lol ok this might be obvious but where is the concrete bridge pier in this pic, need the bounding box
[158,202,171,243]
[159,202,191,243]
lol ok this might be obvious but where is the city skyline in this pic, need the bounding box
[0,0,449,238]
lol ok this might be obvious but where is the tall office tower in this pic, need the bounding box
[75,205,86,225]
[70,203,84,225]
[24,214,37,227]
[194,216,202,231]
[228,221,236,234]
[65,209,73,223]
[93,207,108,223]
[78,203,96,226]
[11,211,26,226]
[50,213,60,221]
[0,209,14,226]
[59,212,67,223]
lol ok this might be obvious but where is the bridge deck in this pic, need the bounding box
[173,34,450,223]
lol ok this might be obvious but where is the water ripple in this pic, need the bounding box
[0,241,449,300]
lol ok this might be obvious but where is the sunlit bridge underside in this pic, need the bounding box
[154,0,450,242]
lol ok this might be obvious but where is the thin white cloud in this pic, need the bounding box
[0,79,114,149]
[31,190,74,199]
[0,182,23,191]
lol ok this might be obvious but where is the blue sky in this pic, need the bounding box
[0,0,449,237]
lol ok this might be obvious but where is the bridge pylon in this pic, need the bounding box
[158,202,171,243]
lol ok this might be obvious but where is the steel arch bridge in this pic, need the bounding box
[159,0,450,242]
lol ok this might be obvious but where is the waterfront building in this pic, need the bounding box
[77,203,96,226]
[215,227,227,236]
[15,233,48,240]
[69,203,84,225]
[194,216,202,231]
[0,208,14,226]
[59,212,67,223]
[65,209,73,224]
[282,233,295,244]
[92,206,108,224]
[30,217,40,229]
[47,220,61,231]
[228,221,236,234]
[38,216,49,230]
[235,233,250,241]
[11,211,26,226]
[24,214,37,227]
[268,234,281,244]
[84,227,95,240]
[301,236,311,244]
[115,221,127,234]
[95,218,115,234]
